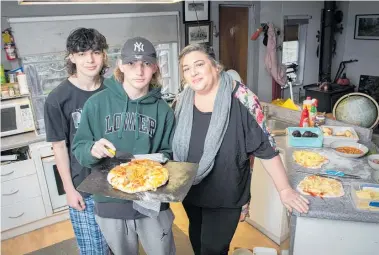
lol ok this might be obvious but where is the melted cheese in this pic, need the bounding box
[297,175,344,197]
[293,150,328,168]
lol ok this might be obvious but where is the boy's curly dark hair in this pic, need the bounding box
[65,28,109,76]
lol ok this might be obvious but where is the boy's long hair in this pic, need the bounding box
[65,28,109,76]
[114,61,162,88]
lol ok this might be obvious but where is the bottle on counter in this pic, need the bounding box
[299,108,309,127]
[0,65,6,84]
[302,96,312,111]
[309,99,318,127]
[13,83,20,96]
[9,86,15,97]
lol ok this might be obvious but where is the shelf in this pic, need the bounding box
[1,94,31,101]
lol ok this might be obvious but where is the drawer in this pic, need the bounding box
[1,196,46,231]
[1,159,36,182]
[1,174,41,207]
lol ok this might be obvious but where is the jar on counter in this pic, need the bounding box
[1,85,9,98]
[13,83,20,96]
[315,115,326,127]
[9,87,15,97]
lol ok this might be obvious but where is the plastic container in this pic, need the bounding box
[315,115,326,127]
[320,125,359,147]
[17,73,29,95]
[252,247,278,255]
[367,154,379,171]
[287,127,324,148]
[350,183,379,212]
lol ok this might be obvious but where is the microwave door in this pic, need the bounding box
[1,107,18,133]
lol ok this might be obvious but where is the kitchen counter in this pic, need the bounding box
[1,131,46,151]
[274,135,379,223]
[272,134,379,255]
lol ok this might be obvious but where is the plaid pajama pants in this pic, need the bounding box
[69,195,109,255]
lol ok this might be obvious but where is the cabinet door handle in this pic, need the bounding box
[9,212,24,219]
[3,189,19,196]
[1,170,14,176]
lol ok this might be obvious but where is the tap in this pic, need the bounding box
[263,105,270,118]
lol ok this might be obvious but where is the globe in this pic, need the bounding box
[333,93,379,129]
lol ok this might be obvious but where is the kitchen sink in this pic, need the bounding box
[266,118,294,131]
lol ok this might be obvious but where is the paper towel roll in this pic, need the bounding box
[17,73,29,95]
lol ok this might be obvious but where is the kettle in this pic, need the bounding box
[337,73,350,86]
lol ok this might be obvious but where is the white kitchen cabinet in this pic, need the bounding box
[1,159,36,182]
[246,152,289,245]
[1,196,46,231]
[1,174,41,207]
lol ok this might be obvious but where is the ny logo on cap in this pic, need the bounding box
[134,42,144,52]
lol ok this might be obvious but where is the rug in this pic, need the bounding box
[26,225,193,255]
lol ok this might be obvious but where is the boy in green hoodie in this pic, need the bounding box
[72,37,175,255]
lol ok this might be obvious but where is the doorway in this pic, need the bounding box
[219,5,250,84]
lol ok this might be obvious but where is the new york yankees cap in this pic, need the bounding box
[121,37,157,64]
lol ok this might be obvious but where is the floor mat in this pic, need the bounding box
[25,224,193,255]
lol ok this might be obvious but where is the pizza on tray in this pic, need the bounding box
[107,159,169,194]
[297,175,345,198]
[293,150,329,169]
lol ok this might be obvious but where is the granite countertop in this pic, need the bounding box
[1,131,46,151]
[273,135,379,224]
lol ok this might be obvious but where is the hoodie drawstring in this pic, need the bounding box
[118,98,129,139]
[135,101,140,140]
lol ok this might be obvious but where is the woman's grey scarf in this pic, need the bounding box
[172,71,233,185]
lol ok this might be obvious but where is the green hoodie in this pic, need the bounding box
[72,75,175,205]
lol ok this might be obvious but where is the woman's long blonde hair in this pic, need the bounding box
[113,59,162,88]
[178,44,224,90]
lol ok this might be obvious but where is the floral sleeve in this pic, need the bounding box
[234,82,278,152]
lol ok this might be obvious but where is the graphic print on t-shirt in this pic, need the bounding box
[71,108,83,129]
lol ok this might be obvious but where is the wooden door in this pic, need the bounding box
[219,6,249,83]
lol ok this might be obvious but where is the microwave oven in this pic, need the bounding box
[1,97,35,137]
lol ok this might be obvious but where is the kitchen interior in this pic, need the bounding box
[1,1,379,255]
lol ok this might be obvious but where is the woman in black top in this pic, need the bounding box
[172,44,309,255]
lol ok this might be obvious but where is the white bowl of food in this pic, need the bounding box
[330,141,369,158]
[368,154,379,171]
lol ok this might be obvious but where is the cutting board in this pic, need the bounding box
[77,160,199,203]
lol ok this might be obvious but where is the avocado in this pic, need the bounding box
[302,131,313,137]
[292,130,301,137]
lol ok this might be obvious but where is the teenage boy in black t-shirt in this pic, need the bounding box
[44,28,109,254]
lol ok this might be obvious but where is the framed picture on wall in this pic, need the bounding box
[185,22,213,46]
[354,14,379,40]
[182,0,210,23]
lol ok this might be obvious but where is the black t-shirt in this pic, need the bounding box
[185,85,279,208]
[44,79,104,197]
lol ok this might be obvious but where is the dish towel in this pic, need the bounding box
[132,153,168,218]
